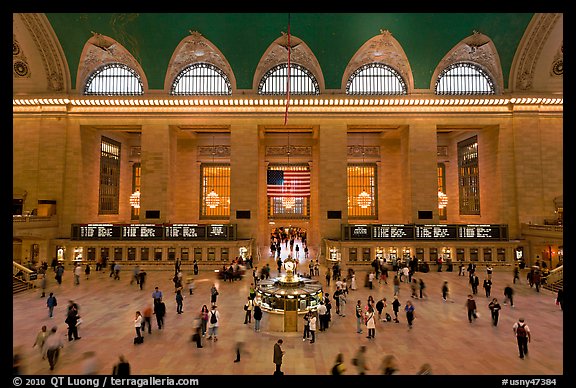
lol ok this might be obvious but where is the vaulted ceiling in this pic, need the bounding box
[14,13,564,94]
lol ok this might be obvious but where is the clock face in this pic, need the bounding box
[284,261,295,271]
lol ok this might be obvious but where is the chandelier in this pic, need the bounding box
[129,190,141,208]
[358,133,372,209]
[282,196,295,209]
[207,135,220,209]
[438,190,448,209]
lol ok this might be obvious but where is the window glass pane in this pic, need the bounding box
[435,62,495,95]
[346,63,407,95]
[458,136,480,215]
[347,164,377,218]
[171,63,231,95]
[201,164,230,218]
[85,63,144,96]
[99,137,121,215]
[258,63,319,95]
[267,164,310,219]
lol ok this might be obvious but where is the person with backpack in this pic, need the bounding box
[513,317,531,359]
[207,305,220,341]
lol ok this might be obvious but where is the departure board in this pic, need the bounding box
[72,224,121,240]
[458,224,505,240]
[208,224,228,239]
[415,224,457,239]
[372,225,414,239]
[121,224,163,240]
[350,225,371,239]
[164,224,205,240]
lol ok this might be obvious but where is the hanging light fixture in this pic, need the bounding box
[206,135,220,209]
[282,127,296,209]
[358,133,372,209]
[129,190,141,208]
[438,190,448,209]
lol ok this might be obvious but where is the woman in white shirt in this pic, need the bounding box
[365,306,376,339]
[134,311,143,339]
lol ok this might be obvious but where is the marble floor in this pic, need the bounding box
[13,251,563,377]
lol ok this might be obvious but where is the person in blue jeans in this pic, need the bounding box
[46,292,57,318]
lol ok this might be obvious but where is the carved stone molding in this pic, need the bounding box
[166,31,236,92]
[78,32,147,92]
[435,31,504,94]
[342,29,413,92]
[13,35,31,78]
[197,145,230,157]
[348,145,380,158]
[550,44,563,77]
[253,33,324,91]
[514,13,561,91]
[18,13,65,91]
[266,145,311,157]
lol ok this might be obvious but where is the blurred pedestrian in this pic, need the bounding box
[112,355,130,376]
[32,325,48,359]
[380,354,399,375]
[44,326,64,370]
[331,353,346,375]
[352,345,369,374]
[416,363,432,375]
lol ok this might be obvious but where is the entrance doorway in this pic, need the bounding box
[269,226,308,261]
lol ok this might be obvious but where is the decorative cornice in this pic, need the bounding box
[18,13,65,91]
[348,145,380,158]
[266,145,311,157]
[197,145,230,157]
[13,34,31,79]
[515,13,561,91]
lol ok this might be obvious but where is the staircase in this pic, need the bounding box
[13,276,34,294]
[542,279,563,293]
[542,265,563,293]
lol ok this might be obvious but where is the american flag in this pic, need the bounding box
[267,169,310,197]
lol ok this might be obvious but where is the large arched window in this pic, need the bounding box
[84,63,144,96]
[258,63,319,95]
[170,63,232,96]
[435,62,495,95]
[346,63,407,95]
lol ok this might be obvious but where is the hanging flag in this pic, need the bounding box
[267,168,310,197]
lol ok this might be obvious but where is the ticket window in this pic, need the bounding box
[181,248,189,261]
[194,248,202,261]
[429,248,438,263]
[127,247,136,261]
[415,248,424,262]
[221,248,229,261]
[362,247,371,262]
[168,247,176,261]
[154,247,162,261]
[470,248,479,261]
[349,248,358,262]
[140,247,149,261]
[456,248,465,261]
[483,248,492,261]
[100,248,109,264]
[87,247,96,261]
[497,248,506,262]
[207,248,216,261]
[114,247,123,261]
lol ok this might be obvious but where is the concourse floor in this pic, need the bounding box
[13,255,563,377]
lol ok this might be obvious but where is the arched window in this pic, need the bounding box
[258,63,319,95]
[84,63,144,96]
[346,63,407,95]
[170,63,232,96]
[435,62,495,95]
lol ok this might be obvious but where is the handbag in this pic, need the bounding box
[76,318,83,326]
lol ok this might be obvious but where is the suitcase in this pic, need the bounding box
[134,336,144,344]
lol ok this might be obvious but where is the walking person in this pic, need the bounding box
[65,304,81,341]
[175,289,184,314]
[39,273,47,297]
[317,301,328,331]
[483,278,492,298]
[191,318,203,348]
[302,310,311,340]
[393,275,400,296]
[331,353,346,375]
[153,298,166,329]
[338,288,347,316]
[513,318,531,359]
[556,289,564,311]
[46,292,57,318]
[243,296,254,324]
[355,300,364,334]
[152,287,163,304]
[309,311,317,343]
[504,285,515,307]
[273,339,285,375]
[419,278,427,299]
[84,263,91,280]
[133,311,143,342]
[112,355,131,375]
[441,281,449,302]
[210,284,219,306]
[465,294,478,323]
[253,302,263,332]
[375,297,385,321]
[365,305,376,338]
[404,300,415,329]
[513,265,520,284]
[470,273,479,295]
[488,298,502,326]
[207,305,220,341]
[392,296,401,323]
[32,325,48,359]
[44,326,64,370]
[73,264,82,285]
[142,305,153,334]
[352,345,370,375]
[200,305,209,336]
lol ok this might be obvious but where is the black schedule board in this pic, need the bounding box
[350,225,371,239]
[72,224,121,240]
[121,224,163,240]
[372,224,414,239]
[207,224,229,239]
[458,224,505,240]
[415,224,458,239]
[164,224,206,240]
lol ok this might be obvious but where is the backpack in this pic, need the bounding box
[385,312,392,322]
[516,323,527,337]
[210,311,217,324]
